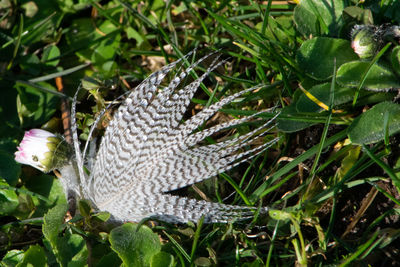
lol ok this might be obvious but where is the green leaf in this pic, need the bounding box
[337,61,400,90]
[269,209,291,220]
[258,16,295,46]
[21,11,63,46]
[277,83,355,133]
[193,257,212,267]
[65,18,120,67]
[15,81,59,127]
[19,53,41,75]
[0,178,19,215]
[145,0,167,24]
[294,0,346,37]
[342,6,373,25]
[55,0,93,13]
[1,250,25,266]
[16,245,47,267]
[92,43,117,65]
[348,102,400,145]
[57,233,88,267]
[109,223,162,267]
[43,212,87,267]
[91,211,111,223]
[277,104,315,132]
[0,81,19,138]
[335,146,361,182]
[125,27,147,48]
[296,37,358,80]
[24,174,67,217]
[96,252,121,267]
[0,149,20,186]
[43,200,67,246]
[42,201,68,266]
[391,46,400,75]
[150,252,175,267]
[101,61,118,78]
[65,18,97,59]
[78,199,92,218]
[376,1,400,23]
[0,138,18,154]
[42,45,60,67]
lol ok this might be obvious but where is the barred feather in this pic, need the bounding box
[69,52,279,223]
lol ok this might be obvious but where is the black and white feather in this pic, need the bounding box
[61,52,278,223]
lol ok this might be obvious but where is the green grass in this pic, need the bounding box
[2,0,400,266]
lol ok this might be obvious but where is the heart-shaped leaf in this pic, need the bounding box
[297,37,358,80]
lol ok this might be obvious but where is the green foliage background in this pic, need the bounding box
[2,0,400,266]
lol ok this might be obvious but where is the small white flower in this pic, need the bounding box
[15,129,71,172]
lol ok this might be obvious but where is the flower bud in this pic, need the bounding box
[15,129,72,172]
[351,25,380,59]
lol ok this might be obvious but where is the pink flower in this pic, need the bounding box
[15,129,71,172]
